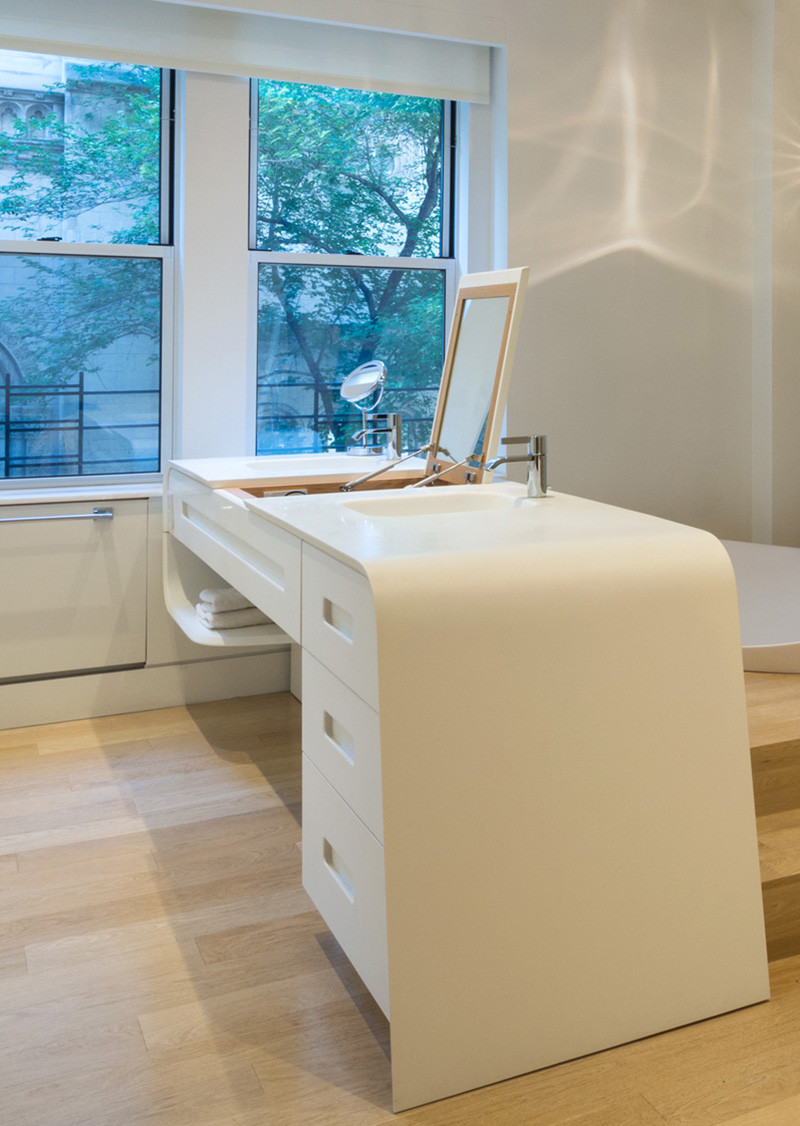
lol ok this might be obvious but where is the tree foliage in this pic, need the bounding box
[255,81,442,258]
[254,81,447,452]
[0,61,161,244]
[0,60,162,392]
[1,255,161,386]
[0,62,449,463]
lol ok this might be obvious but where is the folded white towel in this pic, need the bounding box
[198,586,254,613]
[196,604,270,630]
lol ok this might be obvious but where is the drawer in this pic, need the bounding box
[302,756,389,1018]
[302,651,383,842]
[169,477,301,638]
[302,544,378,708]
[0,498,147,680]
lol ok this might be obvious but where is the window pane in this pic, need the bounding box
[256,263,445,454]
[0,50,162,244]
[255,81,444,258]
[0,254,161,478]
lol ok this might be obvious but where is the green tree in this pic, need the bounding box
[1,254,161,386]
[254,81,447,452]
[0,61,161,244]
[0,57,163,475]
[0,60,162,388]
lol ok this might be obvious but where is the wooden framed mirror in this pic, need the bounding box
[425,266,529,485]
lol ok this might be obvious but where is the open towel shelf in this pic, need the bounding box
[163,534,290,650]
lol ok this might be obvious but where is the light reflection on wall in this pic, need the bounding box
[509,0,753,292]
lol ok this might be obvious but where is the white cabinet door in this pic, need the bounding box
[0,498,148,680]
[302,650,383,842]
[302,755,389,1018]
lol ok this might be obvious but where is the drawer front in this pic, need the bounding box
[169,476,301,638]
[0,498,147,680]
[302,651,383,843]
[302,544,378,708]
[302,756,389,1018]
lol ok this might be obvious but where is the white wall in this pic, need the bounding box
[772,0,800,546]
[170,0,771,542]
[176,71,252,458]
[504,0,759,539]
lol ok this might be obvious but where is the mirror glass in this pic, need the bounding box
[436,296,511,464]
[340,360,386,404]
[338,267,528,491]
[424,267,528,484]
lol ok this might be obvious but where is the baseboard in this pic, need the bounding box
[0,648,290,730]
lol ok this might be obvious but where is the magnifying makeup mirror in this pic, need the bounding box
[340,360,388,454]
[340,360,387,409]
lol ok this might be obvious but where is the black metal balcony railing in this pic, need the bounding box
[1,370,160,478]
[255,374,439,454]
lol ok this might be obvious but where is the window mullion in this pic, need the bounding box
[250,251,451,271]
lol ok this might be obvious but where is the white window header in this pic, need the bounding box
[0,0,491,102]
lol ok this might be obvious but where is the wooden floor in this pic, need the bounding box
[3,677,800,1125]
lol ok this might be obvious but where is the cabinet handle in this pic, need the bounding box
[323,838,354,901]
[323,711,356,765]
[322,597,354,642]
[0,507,114,525]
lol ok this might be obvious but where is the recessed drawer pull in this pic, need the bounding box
[0,507,113,525]
[323,711,355,766]
[323,838,354,902]
[322,597,354,642]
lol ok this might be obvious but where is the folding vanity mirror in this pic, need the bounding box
[424,265,529,485]
[339,266,529,492]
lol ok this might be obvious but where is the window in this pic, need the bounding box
[251,80,454,454]
[0,50,170,480]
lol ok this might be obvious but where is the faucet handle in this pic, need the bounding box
[497,434,548,496]
[502,435,546,453]
[503,434,546,457]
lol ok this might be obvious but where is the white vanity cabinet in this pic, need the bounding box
[0,497,148,680]
[299,545,389,1017]
[164,465,770,1114]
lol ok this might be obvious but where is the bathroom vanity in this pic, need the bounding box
[164,457,769,1112]
[163,266,766,1110]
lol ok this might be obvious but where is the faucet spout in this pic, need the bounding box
[350,412,402,460]
[485,434,548,498]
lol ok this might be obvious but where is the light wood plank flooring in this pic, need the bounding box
[2,676,800,1125]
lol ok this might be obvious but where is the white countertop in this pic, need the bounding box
[240,481,720,573]
[169,452,427,490]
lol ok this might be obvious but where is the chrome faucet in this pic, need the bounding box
[485,434,548,498]
[351,412,402,460]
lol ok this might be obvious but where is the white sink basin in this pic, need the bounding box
[342,490,520,518]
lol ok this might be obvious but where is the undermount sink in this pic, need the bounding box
[342,489,521,518]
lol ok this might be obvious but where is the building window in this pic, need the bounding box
[0,50,170,481]
[251,79,454,455]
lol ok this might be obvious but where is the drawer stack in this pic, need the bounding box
[300,544,389,1017]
